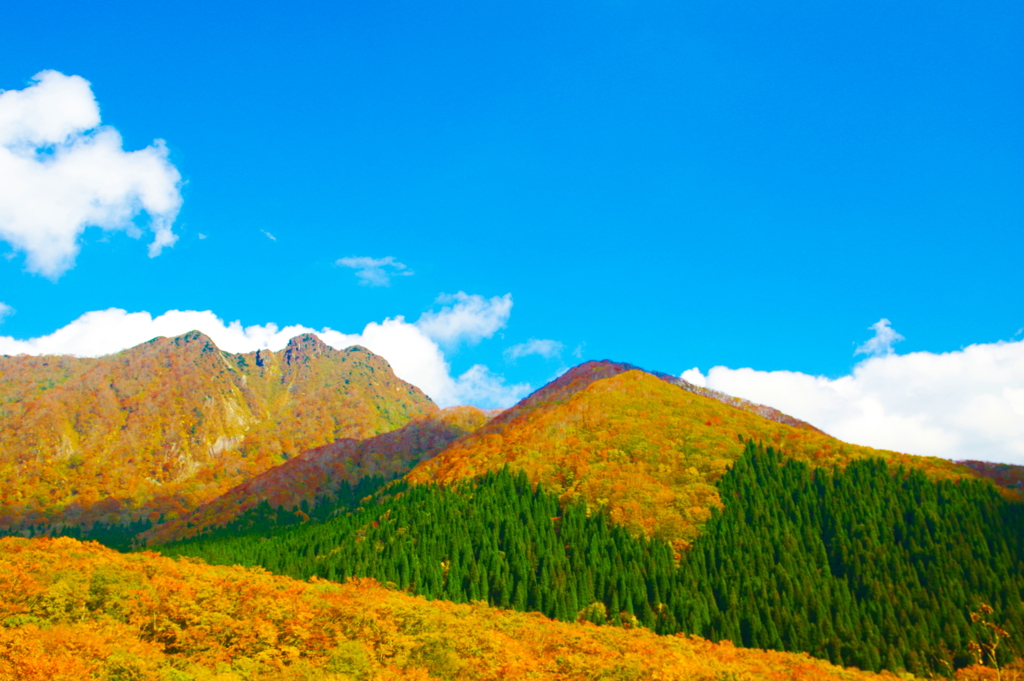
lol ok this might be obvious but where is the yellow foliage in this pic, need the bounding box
[0,537,913,680]
[409,369,975,549]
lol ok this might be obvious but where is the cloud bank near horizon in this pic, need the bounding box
[4,307,1022,464]
[0,293,529,409]
[683,321,1024,465]
[0,71,182,278]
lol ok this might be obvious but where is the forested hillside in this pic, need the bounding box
[160,442,1024,676]
[961,460,1024,500]
[5,345,1021,679]
[0,535,941,681]
[408,366,972,551]
[143,406,490,544]
[0,332,436,533]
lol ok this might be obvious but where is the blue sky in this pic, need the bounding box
[1,1,1022,461]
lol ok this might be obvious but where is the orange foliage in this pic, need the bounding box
[954,660,1024,681]
[0,537,913,680]
[409,366,976,551]
[0,332,436,532]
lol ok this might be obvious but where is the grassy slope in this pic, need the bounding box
[0,332,436,530]
[0,536,918,681]
[143,406,490,545]
[408,365,973,551]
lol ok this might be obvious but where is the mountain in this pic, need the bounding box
[0,331,436,532]
[407,361,971,551]
[159,440,1024,676]
[142,405,490,544]
[1,535,951,681]
[13,352,1019,677]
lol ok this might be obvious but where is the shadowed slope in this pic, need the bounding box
[408,365,972,551]
[144,406,490,544]
[0,332,436,531]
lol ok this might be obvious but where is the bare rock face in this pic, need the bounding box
[0,332,437,530]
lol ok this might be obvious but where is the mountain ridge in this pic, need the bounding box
[0,331,436,533]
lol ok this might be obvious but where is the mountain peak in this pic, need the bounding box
[283,333,332,365]
[169,330,219,352]
[127,330,220,357]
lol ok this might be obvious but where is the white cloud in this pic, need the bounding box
[504,338,564,361]
[680,367,706,387]
[0,302,12,324]
[261,230,277,242]
[416,292,513,347]
[0,71,182,278]
[336,256,413,287]
[855,318,904,357]
[0,301,531,410]
[685,338,1024,464]
[447,364,530,410]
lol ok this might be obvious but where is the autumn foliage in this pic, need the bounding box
[960,460,1024,501]
[144,406,490,544]
[409,364,974,551]
[0,332,436,533]
[0,536,922,681]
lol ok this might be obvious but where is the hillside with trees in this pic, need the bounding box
[159,441,1024,677]
[0,332,436,535]
[0,535,954,681]
[961,460,1024,500]
[3,345,1021,679]
[143,406,490,544]
[408,364,973,551]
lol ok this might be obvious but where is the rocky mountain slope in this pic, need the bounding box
[143,405,490,544]
[0,332,436,531]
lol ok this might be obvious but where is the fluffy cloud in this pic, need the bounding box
[683,328,1024,464]
[336,256,413,287]
[0,71,182,278]
[416,292,512,347]
[504,338,564,361]
[855,318,904,357]
[0,297,530,409]
[0,303,12,324]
